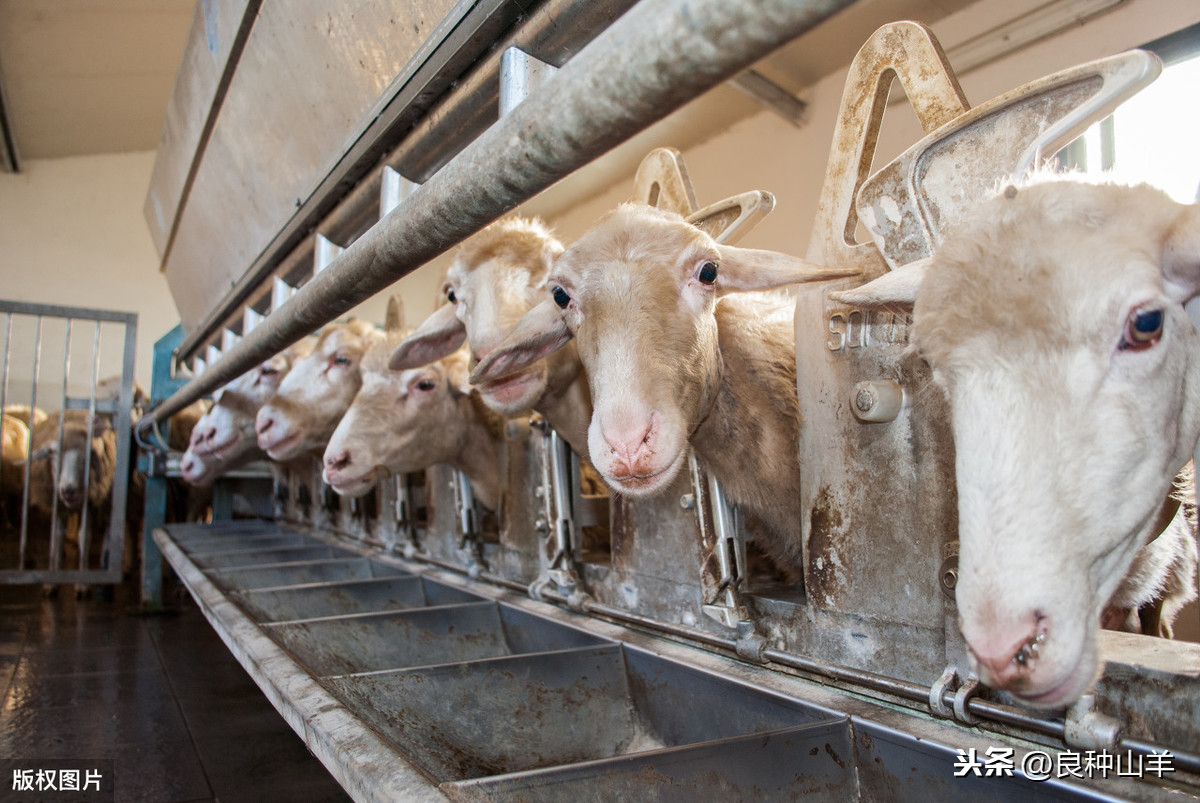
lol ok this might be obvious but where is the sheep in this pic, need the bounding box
[255,320,385,462]
[4,405,47,428]
[25,410,123,571]
[837,177,1200,709]
[471,203,851,577]
[387,218,595,455]
[2,415,30,528]
[323,340,504,513]
[28,411,118,516]
[1100,468,1196,638]
[183,341,312,486]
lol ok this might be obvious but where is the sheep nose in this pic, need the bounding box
[59,483,81,506]
[256,415,274,437]
[325,450,352,472]
[966,615,1046,689]
[602,418,654,471]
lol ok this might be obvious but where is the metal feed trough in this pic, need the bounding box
[143,3,1200,801]
[160,519,1177,801]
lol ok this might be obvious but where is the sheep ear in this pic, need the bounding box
[384,296,405,333]
[389,303,466,370]
[1163,203,1200,303]
[469,299,572,385]
[713,245,859,294]
[827,258,932,310]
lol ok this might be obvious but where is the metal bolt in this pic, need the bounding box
[850,380,903,423]
[535,485,545,499]
[855,387,875,413]
[680,494,695,509]
[941,567,958,591]
[535,518,548,532]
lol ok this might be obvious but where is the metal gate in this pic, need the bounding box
[0,300,138,585]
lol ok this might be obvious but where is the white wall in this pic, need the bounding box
[0,151,178,402]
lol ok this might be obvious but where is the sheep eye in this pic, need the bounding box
[260,367,278,376]
[1120,306,1164,351]
[552,286,571,309]
[332,355,352,366]
[416,379,436,392]
[697,260,718,285]
[447,288,457,304]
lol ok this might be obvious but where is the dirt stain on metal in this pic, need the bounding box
[824,742,846,769]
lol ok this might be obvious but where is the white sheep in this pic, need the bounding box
[255,320,385,462]
[471,203,850,577]
[839,177,1200,709]
[182,340,311,486]
[387,217,593,456]
[323,340,504,512]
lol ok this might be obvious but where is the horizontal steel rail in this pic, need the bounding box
[0,299,136,325]
[142,0,856,430]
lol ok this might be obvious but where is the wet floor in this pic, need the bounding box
[0,583,350,802]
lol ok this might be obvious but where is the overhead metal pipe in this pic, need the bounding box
[142,0,857,430]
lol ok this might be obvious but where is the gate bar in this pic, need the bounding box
[141,0,856,430]
[18,316,42,566]
[48,320,71,570]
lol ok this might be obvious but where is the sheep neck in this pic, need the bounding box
[445,400,502,513]
[535,368,592,461]
[691,299,804,575]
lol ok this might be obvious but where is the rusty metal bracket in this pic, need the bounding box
[1064,694,1123,752]
[953,674,982,726]
[929,665,982,726]
[690,454,752,630]
[735,620,769,664]
[930,665,957,719]
[450,468,484,578]
[530,424,591,603]
[856,48,1160,271]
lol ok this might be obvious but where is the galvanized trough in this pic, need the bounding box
[156,520,1160,801]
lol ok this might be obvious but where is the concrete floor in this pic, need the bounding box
[0,583,351,802]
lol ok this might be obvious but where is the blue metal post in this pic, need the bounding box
[140,325,189,610]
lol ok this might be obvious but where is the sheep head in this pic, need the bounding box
[389,217,568,415]
[324,339,474,497]
[846,178,1200,708]
[188,342,309,479]
[256,321,382,461]
[28,412,115,510]
[472,203,851,497]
